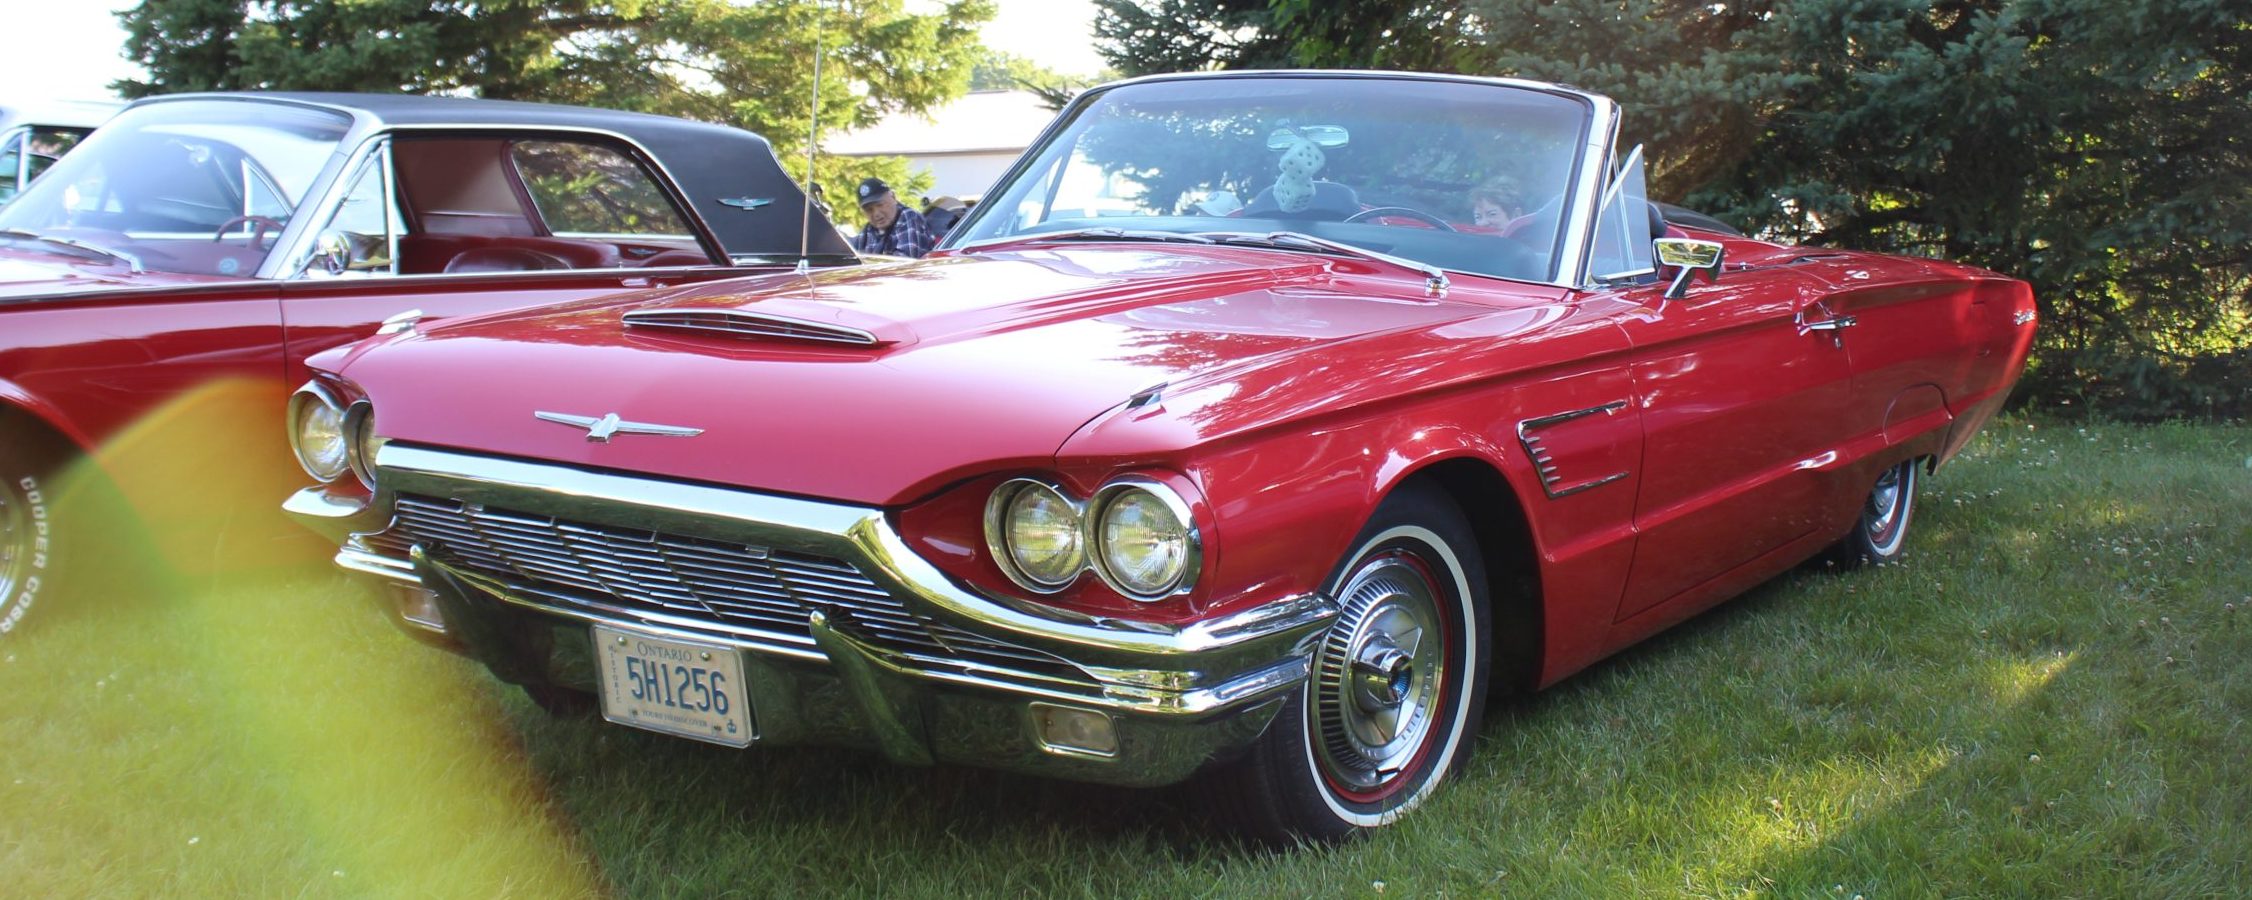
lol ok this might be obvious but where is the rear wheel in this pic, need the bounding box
[1827,458,1920,567]
[0,436,66,639]
[1207,483,1492,844]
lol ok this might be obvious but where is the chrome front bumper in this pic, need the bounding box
[287,444,1337,786]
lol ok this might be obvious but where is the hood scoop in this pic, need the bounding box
[622,308,885,347]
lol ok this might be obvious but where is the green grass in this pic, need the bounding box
[2,420,2246,897]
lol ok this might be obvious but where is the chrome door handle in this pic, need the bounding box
[1800,314,1857,332]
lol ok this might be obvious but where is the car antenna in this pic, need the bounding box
[795,8,825,278]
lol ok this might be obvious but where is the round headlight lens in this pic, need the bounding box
[290,391,350,482]
[345,402,385,491]
[1094,484,1196,599]
[999,482,1084,589]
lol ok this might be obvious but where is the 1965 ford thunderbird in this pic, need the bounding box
[286,71,2035,842]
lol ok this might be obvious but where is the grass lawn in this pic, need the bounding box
[2,419,2245,897]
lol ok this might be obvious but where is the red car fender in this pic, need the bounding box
[0,376,99,456]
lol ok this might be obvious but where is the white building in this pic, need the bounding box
[827,89,1058,203]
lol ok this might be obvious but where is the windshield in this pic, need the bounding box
[949,76,1594,283]
[0,100,350,277]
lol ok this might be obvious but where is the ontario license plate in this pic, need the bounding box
[592,623,753,747]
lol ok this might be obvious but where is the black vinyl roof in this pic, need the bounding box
[135,91,853,262]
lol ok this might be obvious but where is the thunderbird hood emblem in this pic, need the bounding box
[535,411,704,443]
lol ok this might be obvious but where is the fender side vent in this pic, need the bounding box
[624,309,881,346]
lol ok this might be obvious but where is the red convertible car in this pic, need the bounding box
[287,71,2035,842]
[0,92,851,636]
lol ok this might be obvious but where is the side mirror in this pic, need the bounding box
[1655,238,1724,300]
[310,229,357,276]
[305,229,388,278]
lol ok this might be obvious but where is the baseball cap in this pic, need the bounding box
[856,177,891,207]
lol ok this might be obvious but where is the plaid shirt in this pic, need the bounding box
[854,206,939,258]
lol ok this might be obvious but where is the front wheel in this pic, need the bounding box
[1206,483,1492,844]
[0,438,65,638]
[1827,458,1920,567]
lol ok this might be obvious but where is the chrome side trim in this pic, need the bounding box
[1517,400,1632,499]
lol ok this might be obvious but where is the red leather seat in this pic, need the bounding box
[443,246,570,273]
[397,235,622,274]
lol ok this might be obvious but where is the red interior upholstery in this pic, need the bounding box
[398,235,622,274]
[443,246,570,274]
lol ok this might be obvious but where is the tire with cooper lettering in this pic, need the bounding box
[0,435,65,640]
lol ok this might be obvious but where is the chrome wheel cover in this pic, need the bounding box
[0,478,26,603]
[1864,461,1915,555]
[1312,550,1448,795]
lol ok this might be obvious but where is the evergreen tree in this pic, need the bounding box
[1090,0,2252,417]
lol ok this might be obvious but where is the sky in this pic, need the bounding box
[0,0,1104,101]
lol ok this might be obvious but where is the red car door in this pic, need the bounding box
[0,279,290,562]
[1609,264,1855,623]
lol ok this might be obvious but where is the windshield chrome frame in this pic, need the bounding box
[937,70,1625,291]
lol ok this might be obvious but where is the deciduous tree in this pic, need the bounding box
[116,0,997,214]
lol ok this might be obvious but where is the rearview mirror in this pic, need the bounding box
[1265,125,1350,150]
[1655,238,1724,299]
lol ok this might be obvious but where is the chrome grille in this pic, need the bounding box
[379,494,1085,683]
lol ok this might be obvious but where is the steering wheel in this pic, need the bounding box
[1343,206,1458,232]
[212,215,285,250]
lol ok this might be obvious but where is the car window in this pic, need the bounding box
[509,140,694,240]
[952,77,1595,284]
[0,100,350,277]
[0,129,20,202]
[1587,145,1655,283]
[296,145,404,279]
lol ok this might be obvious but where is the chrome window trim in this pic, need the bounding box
[265,122,731,280]
[1564,100,1626,289]
[2,127,25,191]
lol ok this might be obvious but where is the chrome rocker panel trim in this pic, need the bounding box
[294,443,1338,719]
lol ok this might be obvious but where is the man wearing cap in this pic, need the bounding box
[852,177,938,259]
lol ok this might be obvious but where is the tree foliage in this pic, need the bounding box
[1092,0,2252,419]
[967,49,1099,110]
[115,0,997,215]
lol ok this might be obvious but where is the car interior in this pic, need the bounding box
[385,137,717,275]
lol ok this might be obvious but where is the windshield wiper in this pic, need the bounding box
[0,227,145,274]
[956,227,1217,255]
[1196,230,1449,297]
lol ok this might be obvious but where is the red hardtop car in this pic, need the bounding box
[0,91,852,635]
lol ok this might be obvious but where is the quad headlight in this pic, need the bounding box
[1089,480,1198,598]
[343,401,385,491]
[983,476,1201,601]
[287,384,351,483]
[986,480,1085,590]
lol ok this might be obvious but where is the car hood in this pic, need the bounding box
[339,246,1502,505]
